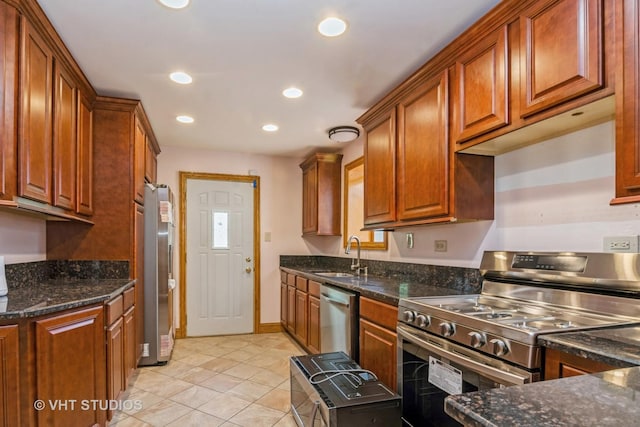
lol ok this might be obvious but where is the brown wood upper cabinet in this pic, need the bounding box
[16,11,95,217]
[76,93,93,215]
[360,69,494,229]
[300,153,343,236]
[133,116,146,204]
[452,25,510,144]
[397,70,450,221]
[519,0,604,117]
[53,62,77,210]
[19,17,54,204]
[0,2,19,202]
[363,108,396,226]
[613,0,640,203]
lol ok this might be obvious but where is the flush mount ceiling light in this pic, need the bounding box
[169,71,193,84]
[328,126,359,142]
[282,87,303,99]
[262,124,279,132]
[157,0,190,9]
[318,17,348,37]
[176,115,194,123]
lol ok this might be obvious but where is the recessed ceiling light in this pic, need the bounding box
[282,87,303,99]
[169,71,193,84]
[157,0,190,9]
[176,115,194,123]
[262,124,279,132]
[318,17,348,37]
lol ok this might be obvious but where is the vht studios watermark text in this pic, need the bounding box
[34,399,143,411]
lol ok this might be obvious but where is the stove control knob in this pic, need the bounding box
[439,322,455,337]
[490,339,509,356]
[403,310,416,323]
[416,315,431,328]
[468,332,486,348]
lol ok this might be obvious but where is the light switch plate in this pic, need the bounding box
[435,240,448,252]
[603,236,639,253]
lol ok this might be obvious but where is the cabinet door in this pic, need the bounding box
[307,295,320,354]
[76,93,93,215]
[0,325,20,427]
[52,62,77,210]
[144,138,157,183]
[363,108,396,225]
[287,285,296,333]
[359,318,397,391]
[35,306,106,427]
[107,317,124,405]
[544,348,617,380]
[0,3,18,201]
[301,161,318,234]
[280,282,287,327]
[295,289,308,345]
[397,70,449,220]
[134,202,145,363]
[520,0,603,117]
[123,306,136,388]
[133,116,146,204]
[452,25,509,144]
[614,0,640,200]
[19,18,53,204]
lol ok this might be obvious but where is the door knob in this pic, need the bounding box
[245,267,253,273]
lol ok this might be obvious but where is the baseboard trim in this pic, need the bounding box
[257,323,283,333]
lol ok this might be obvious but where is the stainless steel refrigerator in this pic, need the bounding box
[140,184,175,366]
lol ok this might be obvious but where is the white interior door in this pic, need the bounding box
[186,178,254,336]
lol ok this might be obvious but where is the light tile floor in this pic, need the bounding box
[109,332,305,427]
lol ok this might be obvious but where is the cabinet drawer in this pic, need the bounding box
[106,295,123,325]
[296,276,308,292]
[287,273,296,286]
[360,297,398,331]
[123,287,135,310]
[308,280,321,297]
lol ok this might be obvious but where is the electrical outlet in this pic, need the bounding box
[435,240,448,252]
[603,236,639,253]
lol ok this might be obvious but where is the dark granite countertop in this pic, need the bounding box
[538,326,640,368]
[445,366,640,427]
[0,278,134,320]
[280,266,470,305]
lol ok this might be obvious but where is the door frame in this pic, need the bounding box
[176,171,261,338]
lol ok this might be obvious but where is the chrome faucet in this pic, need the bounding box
[346,235,367,277]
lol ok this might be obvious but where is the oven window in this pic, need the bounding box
[401,341,501,427]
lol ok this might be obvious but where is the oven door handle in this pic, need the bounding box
[397,324,530,386]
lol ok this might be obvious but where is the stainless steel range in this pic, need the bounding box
[397,251,640,427]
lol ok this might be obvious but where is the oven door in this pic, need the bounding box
[397,324,535,427]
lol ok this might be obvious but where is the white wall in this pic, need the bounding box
[0,211,46,264]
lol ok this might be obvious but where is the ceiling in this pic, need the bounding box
[37,0,501,157]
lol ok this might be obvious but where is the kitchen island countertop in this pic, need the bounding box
[445,366,640,427]
[446,326,640,426]
[0,278,134,320]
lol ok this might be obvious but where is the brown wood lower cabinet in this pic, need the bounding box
[544,348,618,380]
[280,270,322,354]
[0,325,20,427]
[35,305,107,427]
[359,297,398,391]
[307,281,321,354]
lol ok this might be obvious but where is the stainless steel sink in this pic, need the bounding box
[314,272,354,278]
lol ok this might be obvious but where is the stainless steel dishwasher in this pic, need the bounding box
[320,284,358,360]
